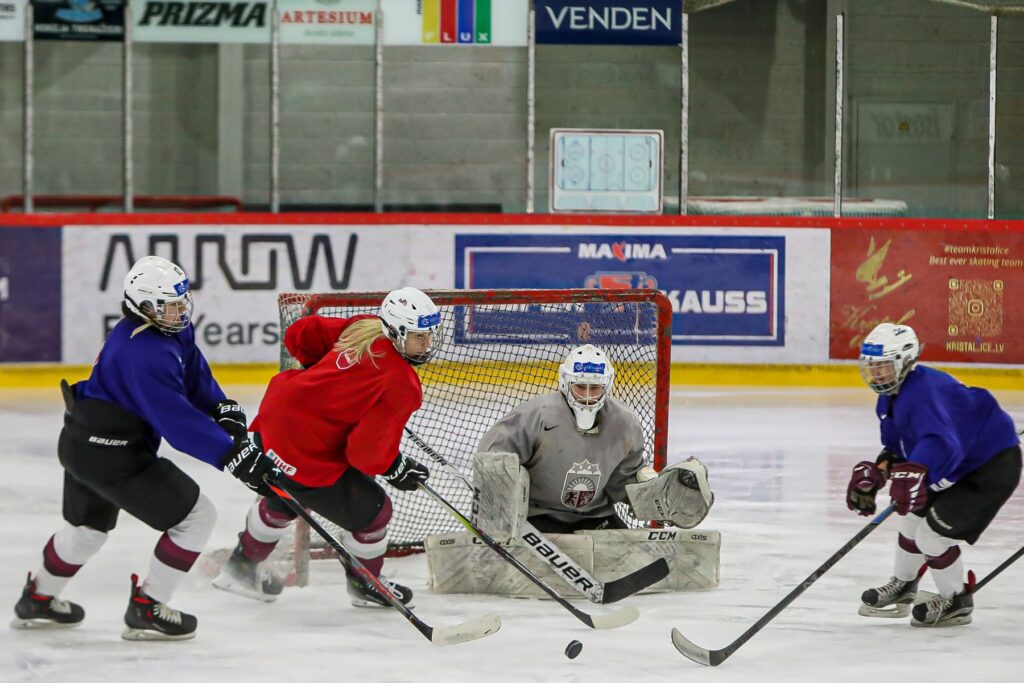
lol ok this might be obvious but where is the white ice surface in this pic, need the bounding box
[2,385,1022,682]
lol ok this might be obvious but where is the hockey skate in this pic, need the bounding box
[346,573,413,609]
[212,538,284,603]
[858,575,921,618]
[911,572,974,627]
[10,573,85,630]
[122,574,197,641]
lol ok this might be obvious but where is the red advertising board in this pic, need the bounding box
[831,229,1024,363]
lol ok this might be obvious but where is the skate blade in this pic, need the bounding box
[349,598,415,610]
[212,573,280,603]
[121,626,196,641]
[858,603,912,618]
[911,613,973,628]
[10,617,82,630]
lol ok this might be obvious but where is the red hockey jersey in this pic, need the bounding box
[250,314,422,487]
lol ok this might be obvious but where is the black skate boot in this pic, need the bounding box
[346,572,414,609]
[122,574,197,641]
[911,571,975,628]
[212,537,284,603]
[859,574,921,618]
[10,573,84,630]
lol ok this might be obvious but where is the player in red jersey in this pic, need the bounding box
[213,287,443,607]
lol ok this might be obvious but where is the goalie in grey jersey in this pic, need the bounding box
[427,344,719,599]
[477,344,714,533]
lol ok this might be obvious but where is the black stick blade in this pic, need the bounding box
[602,558,670,604]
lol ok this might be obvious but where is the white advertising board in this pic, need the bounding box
[62,223,829,366]
[0,0,25,41]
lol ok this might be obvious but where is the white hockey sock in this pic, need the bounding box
[915,521,963,597]
[143,494,216,604]
[34,523,108,596]
[892,514,925,581]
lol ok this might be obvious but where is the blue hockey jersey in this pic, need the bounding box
[76,317,234,468]
[876,365,1019,490]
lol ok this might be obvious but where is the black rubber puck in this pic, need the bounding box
[564,640,583,659]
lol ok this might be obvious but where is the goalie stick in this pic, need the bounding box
[269,481,501,647]
[671,503,896,667]
[403,426,669,604]
[417,480,639,630]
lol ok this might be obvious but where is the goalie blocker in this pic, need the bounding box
[427,452,720,598]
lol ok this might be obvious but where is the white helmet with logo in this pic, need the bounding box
[559,344,615,431]
[379,287,444,365]
[858,322,921,395]
[123,256,194,335]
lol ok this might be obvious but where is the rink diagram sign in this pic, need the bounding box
[455,234,786,346]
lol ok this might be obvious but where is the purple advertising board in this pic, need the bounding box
[0,227,62,362]
[455,233,785,346]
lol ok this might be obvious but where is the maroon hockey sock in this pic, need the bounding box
[42,535,82,579]
[351,497,393,577]
[154,532,201,573]
[241,498,294,562]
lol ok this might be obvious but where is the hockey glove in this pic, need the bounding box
[211,399,248,441]
[889,462,929,515]
[383,453,429,492]
[846,461,887,516]
[225,438,281,497]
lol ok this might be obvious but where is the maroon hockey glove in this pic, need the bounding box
[846,461,887,516]
[889,462,929,515]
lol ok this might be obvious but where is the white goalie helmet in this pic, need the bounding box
[379,287,445,365]
[559,344,615,431]
[123,256,194,335]
[858,322,921,395]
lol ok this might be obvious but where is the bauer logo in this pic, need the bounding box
[456,234,786,346]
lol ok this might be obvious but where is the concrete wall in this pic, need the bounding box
[0,0,1021,217]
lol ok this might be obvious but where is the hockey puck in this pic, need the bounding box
[564,640,583,659]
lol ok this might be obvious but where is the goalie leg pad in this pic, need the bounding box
[472,451,530,542]
[582,528,721,592]
[425,528,721,597]
[626,457,714,529]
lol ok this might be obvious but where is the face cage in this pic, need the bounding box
[859,356,902,395]
[569,382,607,407]
[144,292,195,335]
[396,322,446,366]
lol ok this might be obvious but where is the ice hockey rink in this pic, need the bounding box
[2,384,1022,683]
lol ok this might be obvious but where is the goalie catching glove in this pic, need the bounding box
[625,457,714,529]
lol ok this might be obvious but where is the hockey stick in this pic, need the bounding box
[417,480,639,630]
[975,544,1024,591]
[403,426,669,604]
[671,503,896,667]
[268,481,501,646]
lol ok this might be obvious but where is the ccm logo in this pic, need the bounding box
[891,471,923,479]
[647,531,677,541]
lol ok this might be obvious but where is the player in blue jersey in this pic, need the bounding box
[846,322,1021,627]
[10,256,279,640]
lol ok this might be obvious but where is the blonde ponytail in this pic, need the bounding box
[333,318,387,365]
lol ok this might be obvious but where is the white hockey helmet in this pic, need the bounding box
[379,287,445,365]
[123,256,194,335]
[858,322,921,395]
[559,344,615,431]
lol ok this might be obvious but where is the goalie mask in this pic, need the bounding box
[379,287,445,366]
[558,344,615,431]
[123,256,194,335]
[858,322,921,396]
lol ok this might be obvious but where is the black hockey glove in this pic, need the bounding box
[383,453,429,492]
[224,438,281,497]
[211,399,248,441]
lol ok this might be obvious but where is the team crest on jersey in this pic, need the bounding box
[561,460,601,509]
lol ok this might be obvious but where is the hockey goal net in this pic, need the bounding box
[275,288,672,585]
